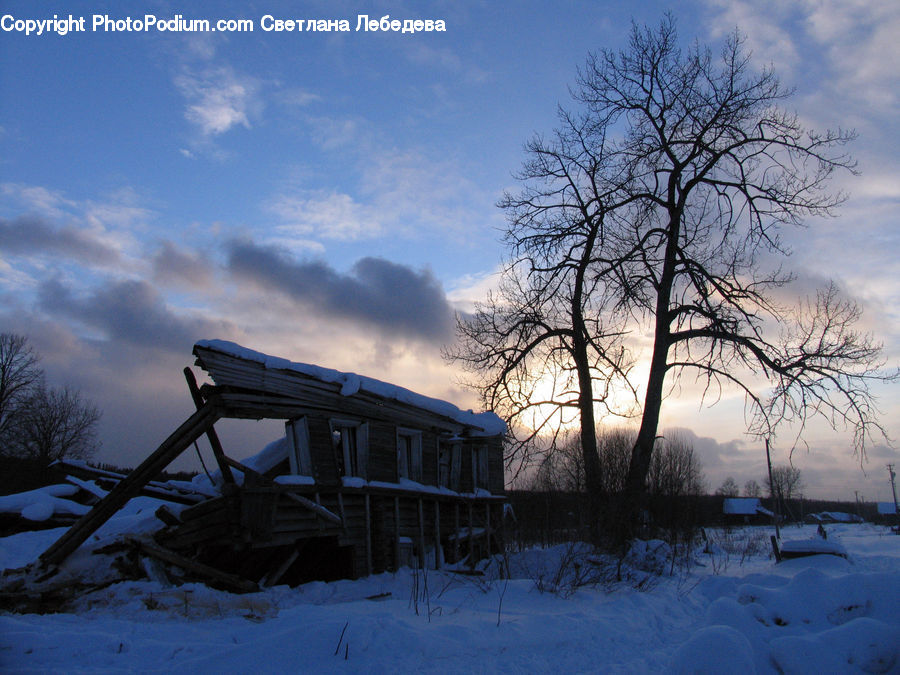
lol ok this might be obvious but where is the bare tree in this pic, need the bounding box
[450,137,636,532]
[13,385,101,465]
[531,426,635,495]
[766,465,803,502]
[0,333,42,450]
[647,435,705,499]
[744,479,762,498]
[453,16,893,543]
[716,477,740,498]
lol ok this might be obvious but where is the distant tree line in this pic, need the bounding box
[716,466,803,502]
[0,333,101,470]
[526,428,705,541]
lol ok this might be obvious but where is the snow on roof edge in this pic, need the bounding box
[194,339,506,436]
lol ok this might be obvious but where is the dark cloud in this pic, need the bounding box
[0,215,121,265]
[152,240,215,288]
[37,277,232,352]
[226,240,455,342]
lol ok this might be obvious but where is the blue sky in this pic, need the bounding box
[1,0,898,500]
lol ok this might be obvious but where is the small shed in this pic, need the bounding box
[723,497,775,526]
[877,502,898,526]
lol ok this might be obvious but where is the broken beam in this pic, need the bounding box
[282,491,343,526]
[40,399,223,567]
[184,367,235,485]
[129,538,259,593]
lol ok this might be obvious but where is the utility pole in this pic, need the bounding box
[889,464,899,532]
[766,438,780,539]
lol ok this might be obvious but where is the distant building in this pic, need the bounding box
[723,497,774,526]
[40,340,507,586]
[877,502,898,525]
[805,511,864,525]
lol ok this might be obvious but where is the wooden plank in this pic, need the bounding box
[155,505,181,527]
[417,498,426,570]
[40,400,222,567]
[158,510,231,542]
[263,547,300,587]
[434,500,441,570]
[129,538,258,593]
[454,503,460,562]
[485,502,491,555]
[394,496,401,572]
[365,494,373,576]
[179,495,234,522]
[184,367,234,485]
[468,501,475,567]
[156,522,232,550]
[55,459,208,505]
[337,492,347,530]
[194,345,480,434]
[282,491,342,526]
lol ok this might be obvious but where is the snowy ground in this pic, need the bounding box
[1,497,898,673]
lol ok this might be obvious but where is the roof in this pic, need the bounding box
[193,339,506,436]
[723,498,774,517]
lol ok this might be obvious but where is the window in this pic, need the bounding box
[472,445,489,490]
[439,441,461,490]
[330,419,368,478]
[285,417,312,476]
[397,428,423,482]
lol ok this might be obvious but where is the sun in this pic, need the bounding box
[517,366,642,435]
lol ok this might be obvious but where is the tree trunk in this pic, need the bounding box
[572,221,604,542]
[619,207,680,545]
[574,332,603,541]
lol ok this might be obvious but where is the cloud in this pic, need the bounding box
[267,144,498,250]
[802,0,900,112]
[1,183,74,219]
[0,215,122,266]
[151,241,215,289]
[37,277,232,352]
[226,240,455,342]
[175,66,261,137]
[402,42,489,84]
[276,88,321,108]
[703,0,799,72]
[268,190,381,241]
[702,1,900,118]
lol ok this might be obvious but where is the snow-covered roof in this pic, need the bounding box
[723,498,773,516]
[823,512,863,523]
[194,339,506,436]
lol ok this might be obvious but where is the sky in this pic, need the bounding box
[1,0,898,501]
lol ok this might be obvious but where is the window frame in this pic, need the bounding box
[285,417,313,476]
[329,418,368,479]
[396,427,423,482]
[471,444,489,490]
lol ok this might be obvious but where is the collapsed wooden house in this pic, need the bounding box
[38,340,507,587]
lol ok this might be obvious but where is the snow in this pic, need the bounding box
[195,339,507,436]
[2,495,899,673]
[723,497,775,517]
[807,511,865,524]
[780,538,849,557]
[273,475,316,486]
[0,484,89,521]
[193,436,295,491]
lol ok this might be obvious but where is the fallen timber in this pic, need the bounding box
[35,340,506,588]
